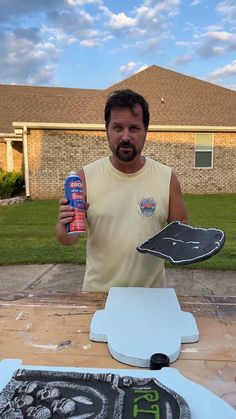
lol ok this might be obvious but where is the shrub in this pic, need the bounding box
[0,170,24,199]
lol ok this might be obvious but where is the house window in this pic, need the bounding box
[195,133,213,168]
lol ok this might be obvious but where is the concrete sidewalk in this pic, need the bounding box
[0,264,235,296]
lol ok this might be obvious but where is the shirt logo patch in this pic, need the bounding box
[138,197,157,217]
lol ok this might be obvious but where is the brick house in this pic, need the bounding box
[0,65,236,198]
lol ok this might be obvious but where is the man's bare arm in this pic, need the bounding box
[168,171,188,224]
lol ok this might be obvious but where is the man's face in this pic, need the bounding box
[106,105,147,162]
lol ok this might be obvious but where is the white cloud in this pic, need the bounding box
[216,1,236,20]
[122,36,162,54]
[0,0,234,89]
[206,59,236,81]
[0,28,59,84]
[41,26,68,42]
[119,61,148,76]
[42,25,77,44]
[27,64,57,85]
[135,3,175,32]
[102,33,114,41]
[206,25,223,31]
[100,0,181,38]
[120,61,138,74]
[135,64,149,73]
[174,53,194,66]
[80,38,100,47]
[195,28,236,58]
[122,35,166,56]
[190,0,201,5]
[105,11,136,30]
[0,0,60,22]
[197,42,225,58]
[66,0,99,6]
[207,30,236,42]
[176,40,190,46]
[138,0,181,16]
[47,9,94,32]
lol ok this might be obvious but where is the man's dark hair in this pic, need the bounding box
[104,89,150,130]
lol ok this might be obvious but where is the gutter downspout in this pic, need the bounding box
[23,125,30,198]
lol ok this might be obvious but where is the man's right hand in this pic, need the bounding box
[58,198,75,226]
[55,198,79,246]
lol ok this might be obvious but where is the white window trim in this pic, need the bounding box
[194,133,214,169]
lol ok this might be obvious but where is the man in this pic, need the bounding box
[56,89,188,291]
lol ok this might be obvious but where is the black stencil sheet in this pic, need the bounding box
[137,221,226,265]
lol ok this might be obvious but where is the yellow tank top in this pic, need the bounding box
[82,156,171,291]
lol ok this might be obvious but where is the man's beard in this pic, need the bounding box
[115,141,138,162]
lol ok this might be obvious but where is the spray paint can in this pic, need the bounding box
[64,171,86,234]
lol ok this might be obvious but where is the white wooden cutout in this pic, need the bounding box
[90,287,199,367]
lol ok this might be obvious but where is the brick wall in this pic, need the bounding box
[28,130,110,198]
[145,131,236,194]
[12,141,23,172]
[0,141,6,170]
[26,129,236,198]
[0,140,23,172]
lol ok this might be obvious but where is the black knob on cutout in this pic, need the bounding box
[150,353,170,370]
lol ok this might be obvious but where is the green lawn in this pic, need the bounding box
[0,195,235,269]
[0,200,87,265]
[181,193,236,270]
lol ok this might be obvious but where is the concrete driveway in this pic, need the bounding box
[0,264,235,296]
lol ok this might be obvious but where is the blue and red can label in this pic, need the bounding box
[64,172,86,234]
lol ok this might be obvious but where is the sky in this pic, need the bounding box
[0,0,236,91]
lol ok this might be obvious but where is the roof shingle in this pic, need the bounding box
[1,65,235,133]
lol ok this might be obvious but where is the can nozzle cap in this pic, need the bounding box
[150,353,170,370]
[69,171,77,175]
